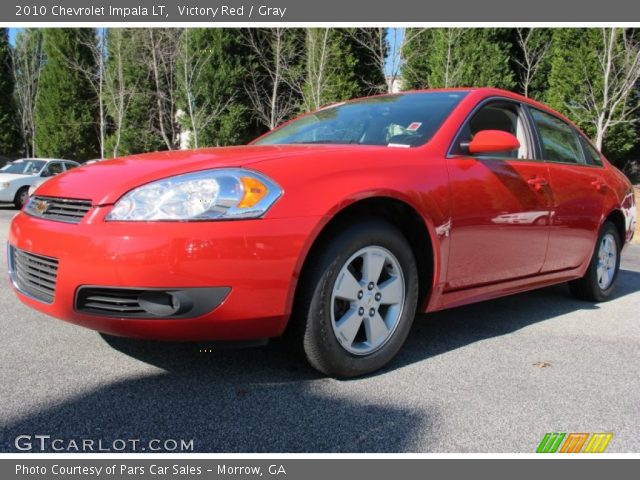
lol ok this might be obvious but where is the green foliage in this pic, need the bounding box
[34,29,99,161]
[5,27,638,166]
[546,28,639,163]
[545,29,599,117]
[177,28,257,148]
[105,29,165,157]
[600,124,638,164]
[402,28,515,90]
[243,28,305,130]
[301,29,358,110]
[506,28,553,100]
[0,29,20,158]
[12,29,43,158]
[343,28,387,95]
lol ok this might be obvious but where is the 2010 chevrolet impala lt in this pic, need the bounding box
[8,88,637,377]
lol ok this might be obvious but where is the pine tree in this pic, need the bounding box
[546,28,640,163]
[243,28,304,131]
[12,29,43,158]
[34,29,99,161]
[178,28,256,148]
[401,28,515,90]
[300,29,362,111]
[0,28,20,158]
[104,28,165,157]
[342,28,387,96]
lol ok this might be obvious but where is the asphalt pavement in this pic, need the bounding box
[0,205,639,453]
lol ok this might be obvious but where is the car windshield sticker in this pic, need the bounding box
[407,122,422,131]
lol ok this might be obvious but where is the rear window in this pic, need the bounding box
[254,92,468,148]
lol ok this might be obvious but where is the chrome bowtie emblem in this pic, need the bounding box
[33,199,49,215]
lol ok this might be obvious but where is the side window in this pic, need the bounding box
[530,108,586,165]
[579,136,604,167]
[64,162,79,171]
[44,162,64,177]
[454,102,531,159]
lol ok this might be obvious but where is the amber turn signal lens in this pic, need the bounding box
[238,176,269,208]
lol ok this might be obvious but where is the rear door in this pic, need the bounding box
[527,107,606,272]
[445,99,552,290]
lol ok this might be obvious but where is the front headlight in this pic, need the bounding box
[106,168,282,221]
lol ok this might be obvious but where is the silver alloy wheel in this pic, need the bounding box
[330,246,405,356]
[596,233,617,290]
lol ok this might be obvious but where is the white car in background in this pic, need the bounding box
[0,158,80,209]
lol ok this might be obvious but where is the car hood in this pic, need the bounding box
[0,173,33,183]
[34,145,364,205]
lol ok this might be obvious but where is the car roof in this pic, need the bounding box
[400,87,576,124]
[391,87,588,141]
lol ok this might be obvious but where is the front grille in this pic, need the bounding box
[76,288,148,316]
[25,196,92,224]
[9,246,59,304]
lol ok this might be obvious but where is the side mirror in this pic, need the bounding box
[467,130,520,155]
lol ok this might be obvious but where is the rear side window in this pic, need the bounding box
[46,162,65,175]
[530,108,586,165]
[64,162,79,170]
[579,136,604,166]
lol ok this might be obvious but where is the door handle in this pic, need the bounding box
[527,177,548,192]
[591,179,606,192]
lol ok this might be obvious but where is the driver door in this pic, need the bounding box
[445,100,552,290]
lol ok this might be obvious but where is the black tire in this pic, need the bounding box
[569,221,621,302]
[291,219,419,378]
[14,187,29,209]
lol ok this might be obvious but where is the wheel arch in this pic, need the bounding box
[603,208,627,246]
[284,194,440,327]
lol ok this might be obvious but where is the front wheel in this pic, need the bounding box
[569,221,621,302]
[292,219,419,378]
[14,187,29,209]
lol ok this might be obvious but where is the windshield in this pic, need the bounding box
[254,92,468,147]
[1,159,46,175]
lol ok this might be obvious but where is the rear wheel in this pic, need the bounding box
[14,187,29,209]
[292,219,419,378]
[569,221,621,302]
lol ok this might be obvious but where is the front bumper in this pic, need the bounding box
[8,208,322,341]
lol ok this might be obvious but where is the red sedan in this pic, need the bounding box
[8,88,637,377]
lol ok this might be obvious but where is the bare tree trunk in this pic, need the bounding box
[243,28,301,130]
[269,29,282,129]
[97,28,106,159]
[53,28,108,159]
[147,29,180,150]
[302,28,331,111]
[104,29,132,158]
[569,28,640,151]
[514,29,551,98]
[11,30,43,157]
[345,28,389,93]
